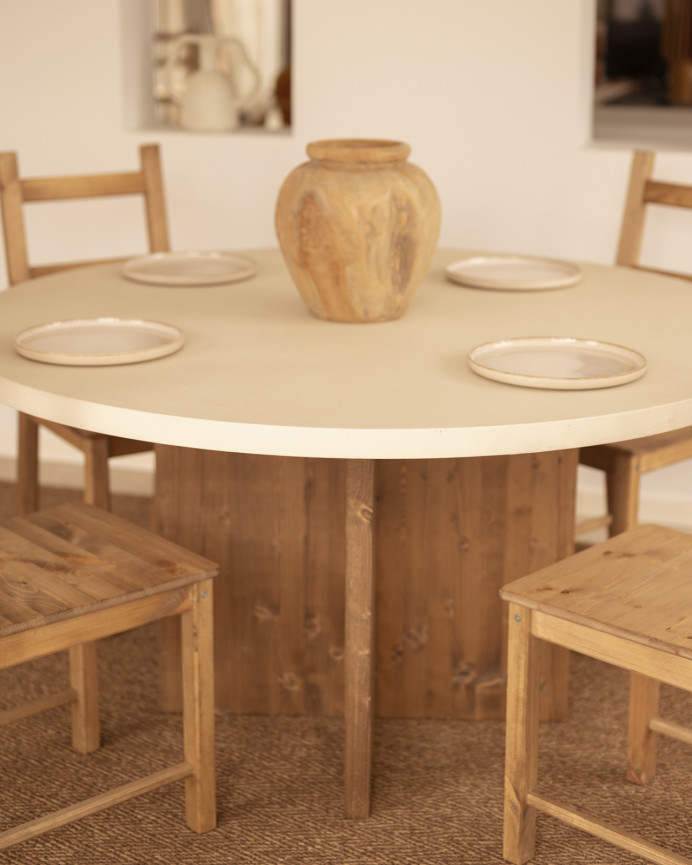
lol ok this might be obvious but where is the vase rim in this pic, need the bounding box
[306,139,411,165]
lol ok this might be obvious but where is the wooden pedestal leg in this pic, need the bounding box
[503,603,539,865]
[344,458,375,819]
[181,579,216,832]
[626,672,660,785]
[69,641,100,753]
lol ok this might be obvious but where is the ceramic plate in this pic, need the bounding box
[121,251,257,286]
[446,255,582,291]
[468,337,647,390]
[14,318,185,366]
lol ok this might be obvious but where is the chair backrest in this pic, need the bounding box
[0,144,169,286]
[616,150,692,281]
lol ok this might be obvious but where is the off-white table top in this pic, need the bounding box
[0,248,690,459]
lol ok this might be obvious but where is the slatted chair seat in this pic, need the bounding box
[0,501,218,850]
[501,523,692,865]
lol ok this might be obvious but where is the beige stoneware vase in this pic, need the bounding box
[275,139,441,323]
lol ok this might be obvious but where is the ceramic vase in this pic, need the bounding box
[275,139,441,323]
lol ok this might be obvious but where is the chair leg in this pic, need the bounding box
[17,413,39,514]
[606,454,641,536]
[181,579,216,833]
[503,603,540,865]
[84,436,111,511]
[159,615,183,712]
[69,641,100,753]
[626,672,660,785]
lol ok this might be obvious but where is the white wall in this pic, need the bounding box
[1,0,692,520]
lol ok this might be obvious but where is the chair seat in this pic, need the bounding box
[501,522,692,660]
[0,501,216,639]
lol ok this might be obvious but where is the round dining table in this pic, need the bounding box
[1,247,692,817]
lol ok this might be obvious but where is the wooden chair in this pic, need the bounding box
[578,150,692,538]
[0,501,218,850]
[0,144,170,514]
[501,523,692,865]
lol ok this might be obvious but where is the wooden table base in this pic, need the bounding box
[154,446,578,815]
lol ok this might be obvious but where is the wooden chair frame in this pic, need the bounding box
[0,502,217,849]
[0,144,170,513]
[501,524,692,865]
[578,150,692,538]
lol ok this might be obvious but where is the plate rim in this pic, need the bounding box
[467,336,648,390]
[445,254,582,291]
[13,316,185,367]
[121,249,258,286]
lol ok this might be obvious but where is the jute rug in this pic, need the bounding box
[1,484,690,864]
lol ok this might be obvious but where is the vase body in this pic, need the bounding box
[275,139,441,323]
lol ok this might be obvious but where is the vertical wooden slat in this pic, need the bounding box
[304,459,346,714]
[616,151,656,267]
[154,448,577,723]
[140,143,170,253]
[276,456,308,714]
[344,458,375,818]
[0,151,31,285]
[530,449,577,722]
[503,603,539,865]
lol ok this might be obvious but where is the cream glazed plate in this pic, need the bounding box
[467,337,647,390]
[122,250,257,286]
[14,318,185,366]
[446,254,582,291]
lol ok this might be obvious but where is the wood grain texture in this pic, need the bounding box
[275,139,441,322]
[527,793,692,865]
[615,150,655,268]
[627,672,659,785]
[154,446,577,721]
[503,603,539,865]
[182,579,216,832]
[0,501,219,850]
[69,641,100,753]
[501,523,692,661]
[502,523,692,865]
[0,501,218,639]
[344,459,375,817]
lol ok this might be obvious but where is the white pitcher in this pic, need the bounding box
[167,34,261,132]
